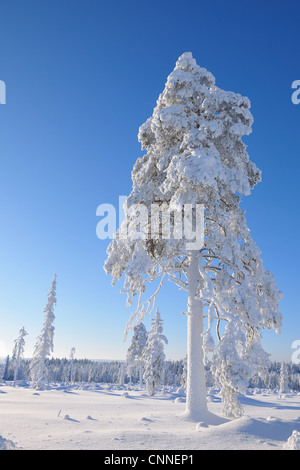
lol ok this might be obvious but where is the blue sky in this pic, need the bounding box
[0,0,299,361]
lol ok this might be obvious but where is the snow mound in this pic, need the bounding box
[0,436,16,450]
[197,415,300,450]
[174,397,185,403]
[139,416,153,422]
[266,416,278,422]
[195,422,209,430]
[121,392,129,398]
[283,430,300,450]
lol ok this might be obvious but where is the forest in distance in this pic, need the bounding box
[1,357,300,392]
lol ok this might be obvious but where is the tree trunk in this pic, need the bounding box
[183,250,207,421]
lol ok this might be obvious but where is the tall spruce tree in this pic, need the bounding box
[105,53,282,420]
[30,274,57,389]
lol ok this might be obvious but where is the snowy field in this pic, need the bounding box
[0,382,299,450]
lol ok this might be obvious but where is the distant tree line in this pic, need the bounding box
[1,357,300,391]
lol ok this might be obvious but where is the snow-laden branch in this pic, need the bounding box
[123,273,166,340]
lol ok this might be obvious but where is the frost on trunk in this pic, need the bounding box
[104,53,282,420]
[142,309,168,396]
[183,250,207,419]
[30,274,57,390]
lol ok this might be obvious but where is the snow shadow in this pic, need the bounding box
[240,395,300,412]
[231,416,300,444]
[63,414,80,423]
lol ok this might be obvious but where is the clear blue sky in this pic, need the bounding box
[0,0,299,362]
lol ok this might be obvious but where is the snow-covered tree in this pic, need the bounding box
[69,347,76,383]
[142,309,168,395]
[180,355,187,390]
[126,322,148,387]
[117,362,126,386]
[279,362,289,394]
[11,327,28,385]
[104,52,282,420]
[2,355,10,381]
[30,274,57,389]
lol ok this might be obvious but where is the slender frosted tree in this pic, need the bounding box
[117,362,126,386]
[126,322,148,387]
[12,327,28,385]
[180,356,187,390]
[142,309,168,396]
[105,53,282,420]
[69,347,76,383]
[279,362,289,394]
[30,274,57,389]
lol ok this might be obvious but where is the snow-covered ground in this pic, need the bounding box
[0,382,299,450]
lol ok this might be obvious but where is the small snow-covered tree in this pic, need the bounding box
[69,347,76,383]
[88,363,95,383]
[126,322,148,387]
[117,362,126,386]
[142,309,168,396]
[30,274,57,389]
[279,362,289,394]
[11,327,28,385]
[104,52,282,420]
[2,355,10,381]
[180,356,187,390]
